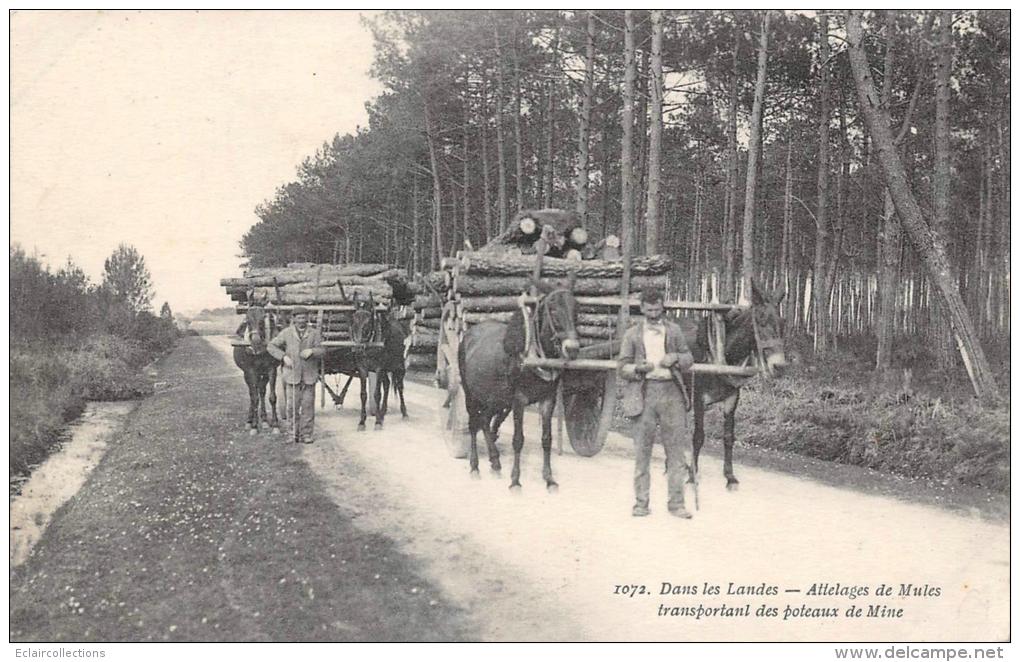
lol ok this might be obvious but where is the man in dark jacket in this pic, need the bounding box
[618,288,695,518]
[267,307,325,443]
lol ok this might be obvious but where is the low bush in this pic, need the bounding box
[736,368,1010,493]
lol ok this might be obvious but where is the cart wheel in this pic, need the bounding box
[436,305,469,458]
[562,371,615,457]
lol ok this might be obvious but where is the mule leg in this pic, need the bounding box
[245,370,259,431]
[357,369,368,431]
[722,390,740,490]
[482,410,502,474]
[373,372,389,429]
[394,371,408,419]
[268,364,280,432]
[539,396,558,492]
[692,391,706,476]
[257,371,269,423]
[509,397,526,491]
[466,405,482,477]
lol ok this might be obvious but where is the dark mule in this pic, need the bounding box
[232,301,281,434]
[459,282,580,491]
[679,280,787,489]
[324,294,408,430]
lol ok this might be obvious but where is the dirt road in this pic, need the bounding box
[209,336,1009,642]
[11,336,1008,642]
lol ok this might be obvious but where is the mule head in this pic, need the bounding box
[245,304,269,354]
[749,280,787,377]
[350,292,376,345]
[533,278,579,360]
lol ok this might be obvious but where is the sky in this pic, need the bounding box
[11,10,383,314]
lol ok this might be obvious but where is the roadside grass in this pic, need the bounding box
[9,337,470,642]
[730,333,1010,493]
[10,335,168,483]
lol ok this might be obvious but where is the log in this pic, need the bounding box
[413,294,443,309]
[452,274,668,297]
[407,331,439,344]
[224,263,401,283]
[521,356,758,377]
[576,313,644,326]
[416,307,443,319]
[459,252,671,278]
[457,295,522,312]
[405,353,436,370]
[575,325,619,338]
[462,312,514,324]
[417,317,442,330]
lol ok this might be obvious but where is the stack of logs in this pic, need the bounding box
[220,262,412,307]
[438,252,672,347]
[221,262,415,345]
[405,291,443,371]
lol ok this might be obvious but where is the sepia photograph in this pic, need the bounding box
[8,8,1011,653]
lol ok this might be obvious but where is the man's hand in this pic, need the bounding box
[660,353,679,368]
[299,349,315,360]
[634,362,655,375]
[282,356,293,368]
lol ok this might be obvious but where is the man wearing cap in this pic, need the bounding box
[618,288,696,518]
[267,307,325,443]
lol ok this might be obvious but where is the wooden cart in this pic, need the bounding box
[433,254,758,459]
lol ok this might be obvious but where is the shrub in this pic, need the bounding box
[67,337,154,400]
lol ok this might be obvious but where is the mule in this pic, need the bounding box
[324,294,408,430]
[232,302,281,434]
[679,280,787,489]
[459,281,580,491]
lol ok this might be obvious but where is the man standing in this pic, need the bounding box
[618,288,695,518]
[268,307,325,443]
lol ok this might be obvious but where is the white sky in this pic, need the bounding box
[11,10,382,314]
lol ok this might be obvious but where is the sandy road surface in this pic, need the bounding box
[208,336,1008,642]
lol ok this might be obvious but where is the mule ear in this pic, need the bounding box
[750,279,767,305]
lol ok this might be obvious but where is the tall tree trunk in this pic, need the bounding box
[543,87,555,208]
[480,77,494,243]
[740,10,770,303]
[781,135,793,305]
[876,11,924,371]
[462,71,472,251]
[412,171,420,274]
[511,17,525,212]
[493,22,509,231]
[543,26,560,209]
[813,12,832,353]
[846,10,1000,402]
[574,11,596,222]
[645,9,664,254]
[722,19,740,299]
[932,9,955,367]
[424,99,445,262]
[634,45,649,252]
[619,10,637,328]
[620,10,637,258]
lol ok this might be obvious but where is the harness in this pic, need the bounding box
[519,288,574,382]
[244,311,274,355]
[709,308,781,387]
